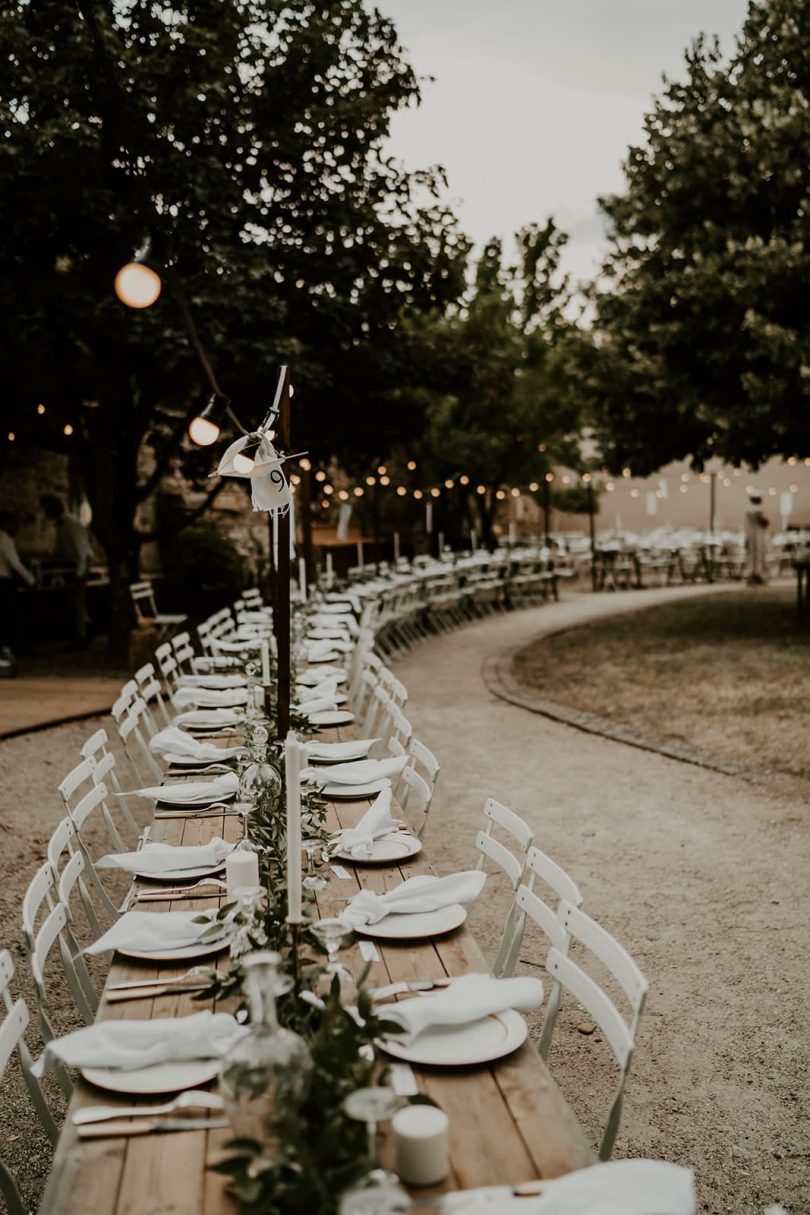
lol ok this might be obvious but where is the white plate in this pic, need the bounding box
[162,753,239,767]
[307,741,377,764]
[353,903,466,940]
[379,1009,527,1067]
[320,779,390,799]
[331,834,422,864]
[307,651,341,663]
[157,790,236,809]
[81,1058,220,1096]
[133,863,227,883]
[308,710,355,727]
[116,937,230,963]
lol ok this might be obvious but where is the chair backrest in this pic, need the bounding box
[134,661,171,729]
[172,632,196,672]
[399,764,432,824]
[68,782,128,920]
[0,950,60,1215]
[474,797,533,889]
[390,709,413,749]
[23,865,93,1078]
[154,641,179,688]
[540,901,649,1160]
[494,844,583,980]
[113,695,163,785]
[130,580,158,620]
[363,682,392,740]
[409,737,440,790]
[79,728,142,847]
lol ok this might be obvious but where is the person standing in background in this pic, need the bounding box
[744,491,769,586]
[40,494,92,643]
[0,511,35,674]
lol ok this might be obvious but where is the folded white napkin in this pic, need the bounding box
[96,837,234,875]
[382,972,541,1043]
[172,687,249,710]
[173,707,244,729]
[298,695,339,717]
[310,613,358,636]
[303,639,341,661]
[307,626,352,641]
[337,869,487,928]
[32,1011,245,1077]
[237,610,272,623]
[176,674,247,690]
[148,726,241,762]
[191,657,243,672]
[296,678,341,703]
[304,635,353,654]
[118,772,239,805]
[328,788,399,858]
[84,908,230,957]
[304,754,407,787]
[305,738,379,763]
[210,638,262,654]
[522,1160,696,1215]
[297,666,347,686]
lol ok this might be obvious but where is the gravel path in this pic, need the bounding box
[391,587,808,1215]
[0,586,806,1214]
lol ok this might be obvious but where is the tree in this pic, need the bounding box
[410,222,585,546]
[588,0,810,476]
[0,0,467,652]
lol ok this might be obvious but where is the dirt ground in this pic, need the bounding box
[0,585,807,1214]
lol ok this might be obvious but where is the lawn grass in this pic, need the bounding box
[512,587,810,780]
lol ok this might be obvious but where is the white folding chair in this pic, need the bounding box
[155,641,180,690]
[112,693,163,785]
[409,738,440,800]
[171,631,197,673]
[362,681,391,739]
[0,949,61,1215]
[23,862,96,1057]
[46,815,112,944]
[473,798,533,962]
[494,844,583,979]
[134,661,171,729]
[539,901,649,1160]
[397,764,434,835]
[129,579,187,639]
[79,728,143,849]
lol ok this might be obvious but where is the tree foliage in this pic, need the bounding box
[0,0,467,645]
[588,0,810,475]
[409,222,586,543]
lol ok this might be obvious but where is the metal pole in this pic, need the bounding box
[301,464,314,588]
[709,472,716,534]
[273,374,292,739]
[542,480,551,546]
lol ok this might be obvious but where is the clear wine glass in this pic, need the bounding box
[302,840,328,892]
[311,917,356,994]
[338,1088,410,1214]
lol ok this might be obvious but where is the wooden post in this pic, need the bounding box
[274,374,292,738]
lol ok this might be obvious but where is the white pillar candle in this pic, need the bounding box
[508,521,516,546]
[284,734,303,921]
[425,502,433,534]
[260,640,270,686]
[225,849,260,899]
[298,556,307,603]
[357,540,364,570]
[471,528,477,552]
[392,1105,449,1187]
[325,551,334,586]
[393,531,400,563]
[438,530,445,555]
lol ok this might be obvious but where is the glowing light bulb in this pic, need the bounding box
[407,460,417,471]
[324,485,334,495]
[354,486,364,497]
[63,424,74,436]
[315,470,326,482]
[444,479,454,489]
[622,467,631,478]
[37,403,45,415]
[380,475,390,486]
[496,490,506,500]
[476,485,486,495]
[511,487,520,497]
[114,262,162,309]
[7,432,15,441]
[365,475,376,486]
[377,465,387,475]
[529,482,539,492]
[545,473,554,483]
[299,457,311,471]
[396,486,407,497]
[459,475,470,486]
[338,490,349,501]
[413,490,423,500]
[188,416,221,446]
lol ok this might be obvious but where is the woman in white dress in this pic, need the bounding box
[744,492,769,585]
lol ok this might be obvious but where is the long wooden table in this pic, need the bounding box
[40,724,594,1214]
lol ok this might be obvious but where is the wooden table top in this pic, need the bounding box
[39,723,594,1214]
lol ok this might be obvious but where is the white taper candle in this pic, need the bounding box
[284,734,303,921]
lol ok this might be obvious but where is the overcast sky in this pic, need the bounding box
[378,0,750,284]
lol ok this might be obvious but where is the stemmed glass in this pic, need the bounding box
[302,840,328,892]
[311,918,356,994]
[338,1088,411,1214]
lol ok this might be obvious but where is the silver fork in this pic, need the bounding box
[108,966,222,992]
[73,1090,225,1126]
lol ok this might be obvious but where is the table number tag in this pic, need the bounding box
[358,940,380,962]
[390,1063,418,1097]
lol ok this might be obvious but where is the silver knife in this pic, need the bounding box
[76,1117,230,1140]
[413,1183,547,1210]
[371,978,454,1001]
